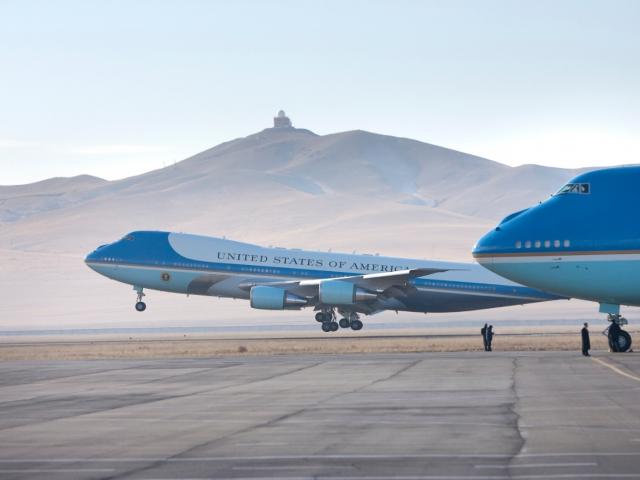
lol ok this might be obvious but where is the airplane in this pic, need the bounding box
[473,165,640,352]
[85,231,561,332]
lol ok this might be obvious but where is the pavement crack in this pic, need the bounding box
[99,362,322,479]
[507,356,526,479]
[375,358,422,383]
[0,362,320,434]
[321,358,423,405]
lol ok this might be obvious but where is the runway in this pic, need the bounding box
[1,351,640,479]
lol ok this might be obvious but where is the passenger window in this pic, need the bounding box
[563,240,570,247]
[534,241,541,248]
[515,241,522,249]
[554,240,560,248]
[525,241,532,248]
[544,240,550,248]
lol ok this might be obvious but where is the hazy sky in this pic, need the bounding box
[1,0,639,184]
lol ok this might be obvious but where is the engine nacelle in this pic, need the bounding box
[250,285,307,310]
[319,280,377,305]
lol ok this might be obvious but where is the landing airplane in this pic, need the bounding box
[85,231,561,332]
[473,166,640,352]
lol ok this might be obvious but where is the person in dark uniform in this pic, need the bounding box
[481,323,488,351]
[581,322,590,356]
[608,320,621,352]
[486,325,494,351]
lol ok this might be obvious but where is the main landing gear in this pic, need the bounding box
[134,286,146,312]
[339,311,363,331]
[606,314,632,352]
[316,310,338,332]
[315,309,363,332]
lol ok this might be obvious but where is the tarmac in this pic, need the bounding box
[1,351,640,479]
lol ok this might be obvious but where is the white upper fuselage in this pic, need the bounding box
[85,231,561,314]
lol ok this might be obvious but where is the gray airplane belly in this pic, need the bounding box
[403,289,541,313]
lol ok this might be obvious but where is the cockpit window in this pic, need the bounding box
[122,234,134,241]
[555,183,590,195]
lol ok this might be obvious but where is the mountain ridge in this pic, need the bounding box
[0,125,588,253]
[0,123,610,328]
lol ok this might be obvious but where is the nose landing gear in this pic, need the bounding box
[134,286,146,312]
[606,314,632,352]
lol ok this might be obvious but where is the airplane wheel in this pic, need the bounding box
[339,318,350,329]
[350,320,363,331]
[330,322,339,332]
[135,301,146,312]
[315,312,325,323]
[321,322,332,333]
[616,331,632,352]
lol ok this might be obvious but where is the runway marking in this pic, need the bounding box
[592,357,640,383]
[0,468,114,473]
[140,474,640,480]
[285,420,515,428]
[233,442,289,447]
[475,462,598,469]
[2,453,640,462]
[233,465,352,470]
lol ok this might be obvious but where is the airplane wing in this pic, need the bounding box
[241,267,453,300]
[299,267,450,292]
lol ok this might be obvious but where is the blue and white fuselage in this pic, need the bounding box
[86,231,560,331]
[473,166,640,350]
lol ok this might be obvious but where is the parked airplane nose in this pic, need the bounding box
[473,207,532,262]
[84,243,111,266]
[472,228,504,262]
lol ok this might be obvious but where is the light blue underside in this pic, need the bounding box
[89,260,557,314]
[486,259,640,306]
[90,264,197,294]
[89,261,552,299]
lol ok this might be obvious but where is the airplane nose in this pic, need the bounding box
[472,229,501,259]
[474,207,533,260]
[85,244,110,267]
[84,250,100,271]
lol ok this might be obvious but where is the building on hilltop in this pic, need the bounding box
[273,110,292,128]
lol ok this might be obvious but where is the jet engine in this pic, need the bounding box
[250,285,307,310]
[319,280,377,305]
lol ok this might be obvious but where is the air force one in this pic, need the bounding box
[85,231,561,332]
[473,166,640,352]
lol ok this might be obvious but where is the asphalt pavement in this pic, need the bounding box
[1,350,640,479]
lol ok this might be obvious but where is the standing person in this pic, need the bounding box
[581,322,591,356]
[481,323,488,351]
[486,325,494,351]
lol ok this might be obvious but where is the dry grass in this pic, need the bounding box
[0,332,625,361]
